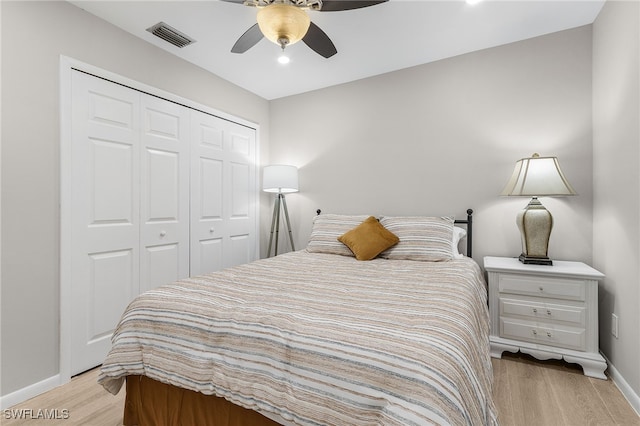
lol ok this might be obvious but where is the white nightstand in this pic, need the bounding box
[484,256,607,379]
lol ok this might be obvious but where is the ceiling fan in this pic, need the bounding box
[222,0,388,59]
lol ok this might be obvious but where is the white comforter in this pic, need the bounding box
[99,251,497,425]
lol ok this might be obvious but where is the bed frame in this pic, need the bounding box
[455,208,474,258]
[121,208,476,425]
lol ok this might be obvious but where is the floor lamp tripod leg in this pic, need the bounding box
[281,195,295,251]
[267,194,280,257]
[274,194,281,256]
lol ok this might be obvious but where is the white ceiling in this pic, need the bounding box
[68,0,605,100]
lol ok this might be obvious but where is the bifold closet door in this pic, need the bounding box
[139,95,190,293]
[190,110,257,276]
[69,71,190,375]
[70,71,142,375]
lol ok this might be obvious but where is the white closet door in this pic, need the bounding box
[70,71,141,374]
[224,121,257,268]
[139,95,190,292]
[67,69,257,375]
[190,111,257,275]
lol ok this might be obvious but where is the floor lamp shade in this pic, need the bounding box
[501,154,576,265]
[263,165,299,194]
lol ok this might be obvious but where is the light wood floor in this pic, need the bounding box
[4,352,639,425]
[493,352,639,425]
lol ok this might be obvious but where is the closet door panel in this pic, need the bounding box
[224,125,257,268]
[230,162,250,218]
[200,157,224,219]
[90,140,134,225]
[146,149,180,218]
[229,234,251,266]
[190,112,257,275]
[140,94,190,291]
[88,250,134,339]
[199,238,224,275]
[227,161,252,266]
[190,112,225,276]
[70,71,140,375]
[141,243,180,293]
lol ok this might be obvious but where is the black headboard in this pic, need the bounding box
[314,208,474,258]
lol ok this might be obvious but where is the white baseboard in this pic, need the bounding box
[603,353,640,417]
[0,374,60,410]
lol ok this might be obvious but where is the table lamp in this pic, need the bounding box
[501,153,576,265]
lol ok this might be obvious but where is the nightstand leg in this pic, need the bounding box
[564,355,608,380]
[490,341,519,359]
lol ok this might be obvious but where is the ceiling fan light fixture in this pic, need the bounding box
[257,4,311,47]
[278,53,291,64]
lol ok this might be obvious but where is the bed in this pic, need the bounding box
[98,210,498,425]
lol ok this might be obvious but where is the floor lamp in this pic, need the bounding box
[263,165,298,257]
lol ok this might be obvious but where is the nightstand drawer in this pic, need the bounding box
[500,318,586,351]
[498,274,585,301]
[500,298,586,326]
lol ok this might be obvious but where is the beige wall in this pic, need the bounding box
[0,1,270,396]
[270,25,594,266]
[593,0,640,400]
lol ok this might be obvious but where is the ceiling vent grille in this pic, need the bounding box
[146,22,196,48]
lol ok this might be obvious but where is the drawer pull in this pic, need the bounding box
[547,309,552,315]
[531,330,552,338]
[539,286,544,292]
[532,308,538,313]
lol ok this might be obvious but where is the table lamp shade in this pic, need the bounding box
[501,154,576,197]
[263,165,299,194]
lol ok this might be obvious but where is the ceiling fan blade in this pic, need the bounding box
[302,22,337,58]
[319,0,388,12]
[231,23,264,54]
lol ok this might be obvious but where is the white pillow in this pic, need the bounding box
[452,226,467,259]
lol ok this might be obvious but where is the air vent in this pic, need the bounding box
[146,22,196,48]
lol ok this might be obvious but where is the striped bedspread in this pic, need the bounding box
[99,251,497,426]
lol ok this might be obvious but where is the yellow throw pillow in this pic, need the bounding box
[338,216,400,261]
